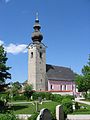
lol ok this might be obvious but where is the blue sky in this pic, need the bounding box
[0,0,90,83]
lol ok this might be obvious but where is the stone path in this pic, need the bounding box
[16,114,31,120]
[9,100,51,105]
[67,115,90,120]
[75,97,90,105]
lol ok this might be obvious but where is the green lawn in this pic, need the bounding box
[10,101,60,114]
[8,101,90,115]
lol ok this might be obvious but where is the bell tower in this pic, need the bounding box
[28,14,47,91]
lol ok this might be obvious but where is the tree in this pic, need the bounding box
[75,54,90,96]
[11,81,22,99]
[0,45,11,92]
[62,98,73,118]
[0,45,11,113]
[24,84,33,100]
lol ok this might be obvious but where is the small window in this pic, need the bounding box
[40,52,42,58]
[41,79,42,82]
[51,85,53,90]
[40,46,42,49]
[60,85,62,91]
[31,52,33,58]
[64,85,66,90]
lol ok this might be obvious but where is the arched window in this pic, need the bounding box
[40,52,42,58]
[31,52,33,58]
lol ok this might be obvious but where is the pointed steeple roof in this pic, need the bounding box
[31,13,43,43]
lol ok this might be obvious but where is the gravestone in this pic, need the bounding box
[38,97,42,105]
[56,105,64,120]
[37,108,52,120]
[38,97,42,103]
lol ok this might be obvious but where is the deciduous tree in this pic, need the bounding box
[75,54,90,96]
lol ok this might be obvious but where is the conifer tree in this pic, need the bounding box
[0,45,11,92]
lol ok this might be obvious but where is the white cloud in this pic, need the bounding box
[0,40,4,45]
[5,0,11,3]
[0,40,28,55]
[5,43,28,54]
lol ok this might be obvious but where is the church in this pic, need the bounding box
[28,15,76,95]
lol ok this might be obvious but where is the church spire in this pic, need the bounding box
[31,13,43,43]
[36,12,39,21]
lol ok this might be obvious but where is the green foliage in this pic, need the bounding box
[12,82,22,91]
[51,109,57,120]
[32,92,53,100]
[62,98,73,118]
[75,102,80,110]
[0,45,11,112]
[0,100,7,113]
[0,113,19,120]
[13,94,26,101]
[51,94,63,103]
[75,54,90,95]
[11,81,22,97]
[32,92,73,103]
[63,95,74,100]
[24,84,33,100]
[87,93,90,99]
[75,75,87,92]
[44,92,52,100]
[0,45,11,91]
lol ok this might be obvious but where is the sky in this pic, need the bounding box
[0,0,90,83]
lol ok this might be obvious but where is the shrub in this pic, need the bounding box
[62,98,73,118]
[24,85,33,100]
[0,113,19,120]
[51,109,57,120]
[83,92,87,99]
[75,102,80,110]
[62,95,74,100]
[13,94,26,101]
[32,92,52,100]
[44,92,52,100]
[51,94,62,103]
[0,100,8,113]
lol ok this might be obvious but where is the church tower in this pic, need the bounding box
[28,14,47,91]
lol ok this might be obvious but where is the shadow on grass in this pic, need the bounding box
[10,105,28,111]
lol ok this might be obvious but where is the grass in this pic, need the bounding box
[72,103,90,114]
[9,101,60,114]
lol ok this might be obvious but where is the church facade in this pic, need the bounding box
[28,15,76,95]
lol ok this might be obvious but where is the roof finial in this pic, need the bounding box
[36,12,39,21]
[32,13,43,43]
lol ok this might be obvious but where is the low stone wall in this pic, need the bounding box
[51,91,73,95]
[67,114,90,120]
[16,114,31,120]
